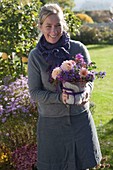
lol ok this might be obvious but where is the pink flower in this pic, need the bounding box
[51,67,62,80]
[80,67,89,77]
[50,53,106,84]
[61,60,76,71]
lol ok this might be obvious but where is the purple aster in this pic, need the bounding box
[0,105,4,116]
[75,53,84,63]
[2,117,7,123]
[0,75,37,123]
[86,73,95,82]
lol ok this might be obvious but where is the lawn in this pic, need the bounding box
[87,44,113,169]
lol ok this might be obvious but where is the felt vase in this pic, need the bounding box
[62,81,87,105]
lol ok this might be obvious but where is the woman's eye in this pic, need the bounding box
[45,24,61,29]
[46,25,51,28]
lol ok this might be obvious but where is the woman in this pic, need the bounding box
[28,3,102,170]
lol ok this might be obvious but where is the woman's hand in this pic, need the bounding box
[62,90,69,104]
[62,85,91,105]
[81,86,90,105]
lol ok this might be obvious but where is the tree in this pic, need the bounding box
[0,0,42,56]
[40,0,75,10]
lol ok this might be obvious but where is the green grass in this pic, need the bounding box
[87,44,113,169]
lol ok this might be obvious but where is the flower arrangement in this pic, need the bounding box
[51,53,106,83]
[51,53,106,104]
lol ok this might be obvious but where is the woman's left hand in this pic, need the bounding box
[81,86,90,105]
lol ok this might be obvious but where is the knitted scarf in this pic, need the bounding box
[37,32,71,68]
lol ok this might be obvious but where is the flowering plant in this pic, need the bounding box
[51,53,106,104]
[51,53,106,83]
[11,144,37,170]
[0,75,37,123]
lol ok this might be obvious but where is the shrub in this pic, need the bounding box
[0,53,27,85]
[75,25,103,45]
[0,75,37,123]
[0,145,11,164]
[101,27,113,44]
[74,25,113,45]
[0,0,41,55]
[0,75,37,150]
[64,8,81,36]
[0,144,14,170]
[76,13,94,23]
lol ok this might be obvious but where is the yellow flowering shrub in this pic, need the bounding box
[0,144,11,163]
[76,13,94,23]
[0,153,8,163]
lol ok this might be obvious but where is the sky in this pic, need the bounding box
[74,0,113,11]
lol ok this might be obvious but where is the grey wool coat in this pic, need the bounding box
[28,39,102,170]
[28,39,93,117]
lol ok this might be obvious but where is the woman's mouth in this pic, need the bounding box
[49,35,57,38]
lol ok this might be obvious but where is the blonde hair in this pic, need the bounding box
[38,3,68,31]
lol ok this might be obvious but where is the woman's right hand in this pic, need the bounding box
[62,90,69,104]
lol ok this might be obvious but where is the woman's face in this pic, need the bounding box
[39,14,63,44]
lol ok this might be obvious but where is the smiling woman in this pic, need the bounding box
[39,14,63,44]
[38,4,68,44]
[28,3,102,170]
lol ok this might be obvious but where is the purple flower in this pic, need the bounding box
[0,75,37,123]
[95,71,106,78]
[12,144,37,170]
[75,53,84,60]
[51,53,106,85]
[2,117,7,123]
[0,105,4,116]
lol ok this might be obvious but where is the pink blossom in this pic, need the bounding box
[80,67,89,77]
[51,53,106,84]
[51,67,62,80]
[61,60,76,71]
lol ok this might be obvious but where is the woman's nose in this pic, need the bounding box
[51,26,57,33]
